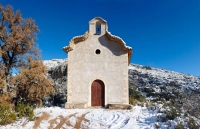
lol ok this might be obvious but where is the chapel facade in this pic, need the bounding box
[63,17,132,108]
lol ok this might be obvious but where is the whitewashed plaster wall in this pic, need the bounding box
[66,18,129,107]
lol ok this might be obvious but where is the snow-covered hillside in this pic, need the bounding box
[43,59,200,100]
[129,64,200,90]
[42,59,200,117]
[43,59,67,70]
[128,63,200,101]
[128,63,200,117]
[43,59,68,97]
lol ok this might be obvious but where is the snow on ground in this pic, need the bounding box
[0,106,164,129]
[2,105,199,129]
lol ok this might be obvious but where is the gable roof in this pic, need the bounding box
[89,17,107,24]
[63,17,133,64]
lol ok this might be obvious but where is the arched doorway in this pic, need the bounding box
[91,80,105,107]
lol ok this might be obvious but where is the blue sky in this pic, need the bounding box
[1,0,200,76]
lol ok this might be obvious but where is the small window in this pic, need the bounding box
[95,49,101,54]
[96,21,101,34]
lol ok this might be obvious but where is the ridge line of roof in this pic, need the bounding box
[89,17,107,23]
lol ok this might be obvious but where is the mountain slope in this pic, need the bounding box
[43,59,200,118]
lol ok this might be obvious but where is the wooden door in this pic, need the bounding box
[91,80,104,106]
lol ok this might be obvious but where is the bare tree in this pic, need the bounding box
[0,4,39,80]
[0,4,54,106]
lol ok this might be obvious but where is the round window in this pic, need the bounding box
[95,49,101,54]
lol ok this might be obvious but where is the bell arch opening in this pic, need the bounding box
[95,21,101,34]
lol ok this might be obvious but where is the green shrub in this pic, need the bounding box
[165,107,180,120]
[169,81,178,87]
[163,100,173,108]
[142,66,152,70]
[187,117,199,129]
[127,105,132,109]
[154,124,160,129]
[184,113,188,117]
[0,104,16,125]
[129,88,145,102]
[161,100,180,120]
[145,101,153,108]
[129,97,138,106]
[175,123,184,129]
[15,103,34,120]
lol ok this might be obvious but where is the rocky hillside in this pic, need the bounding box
[43,59,67,106]
[43,59,67,95]
[43,59,200,117]
[129,64,200,118]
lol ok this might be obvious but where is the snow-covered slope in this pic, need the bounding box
[43,59,67,70]
[43,59,200,87]
[128,64,200,120]
[129,64,200,89]
[43,59,200,98]
[43,59,200,116]
[128,63,200,98]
